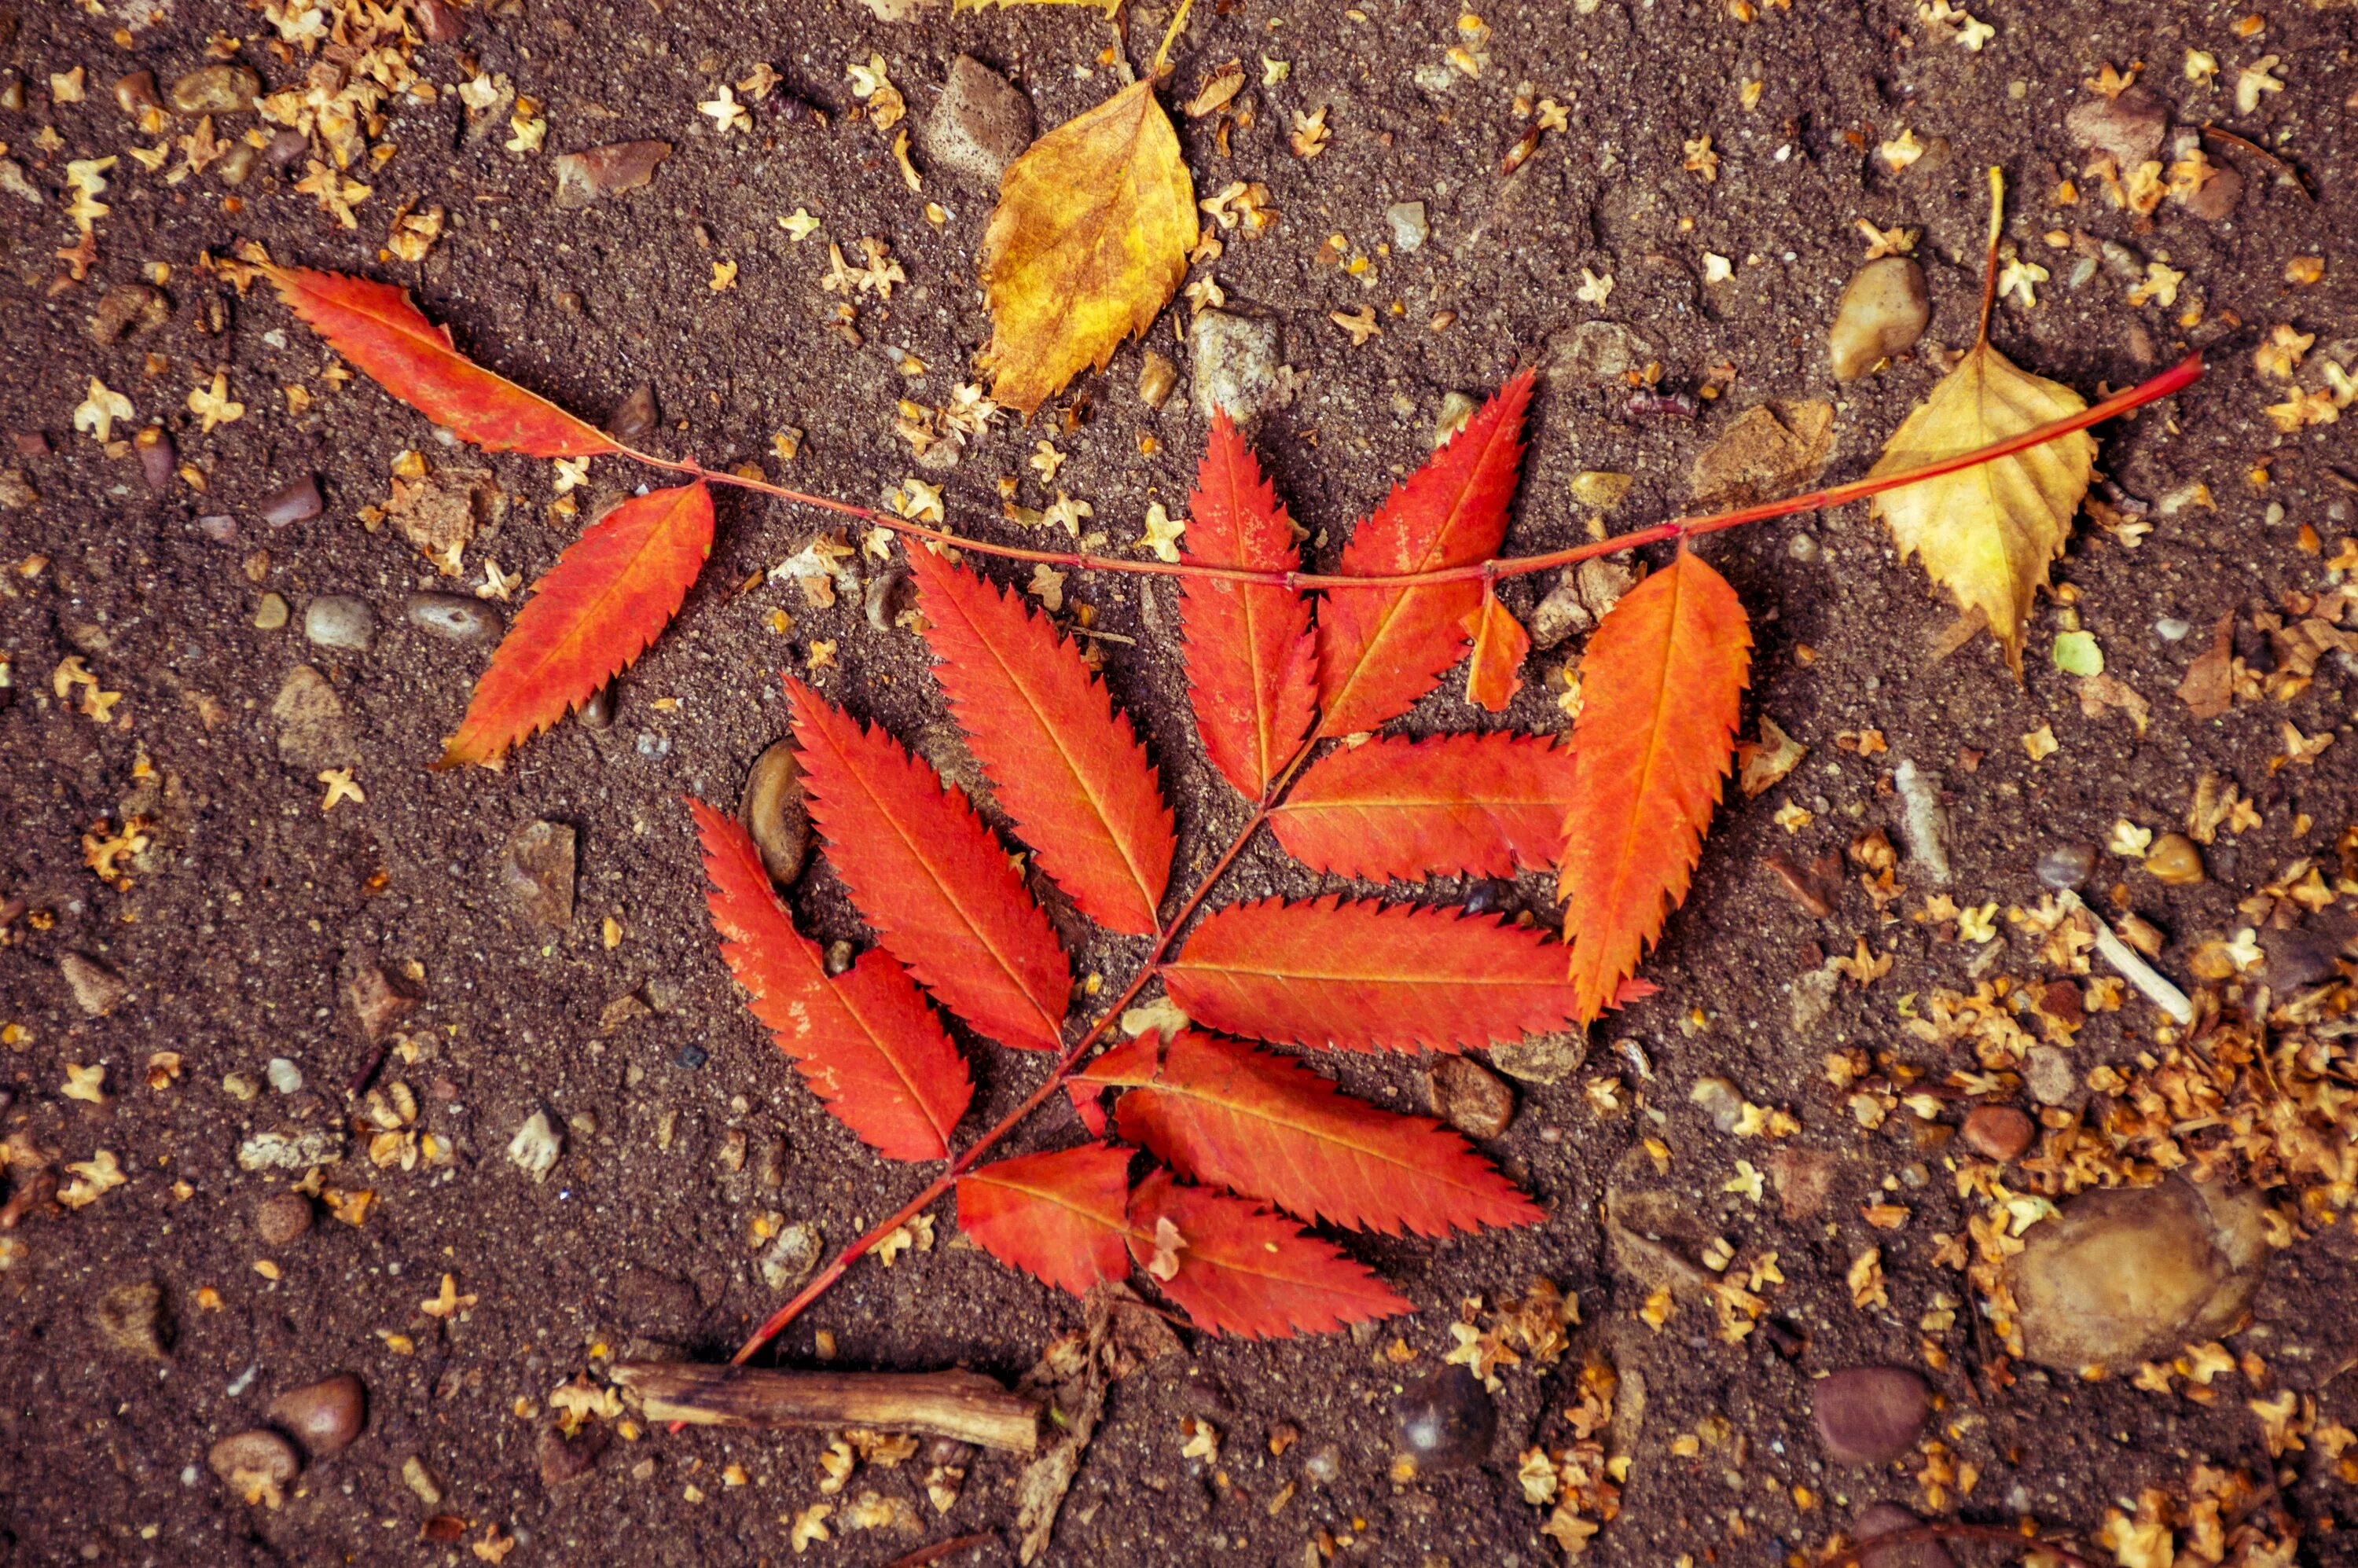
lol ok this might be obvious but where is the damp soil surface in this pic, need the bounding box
[3,0,2356,1564]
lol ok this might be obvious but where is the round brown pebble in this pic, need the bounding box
[1812,1366,1930,1465]
[740,740,810,886]
[266,1372,366,1458]
[1427,1055,1514,1139]
[208,1428,299,1489]
[253,1191,312,1247]
[1959,1105,2035,1162]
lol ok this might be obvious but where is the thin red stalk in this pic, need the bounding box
[726,736,1323,1365]
[623,354,2198,593]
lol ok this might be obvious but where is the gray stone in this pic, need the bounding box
[1689,1076,1744,1133]
[59,952,129,1016]
[1828,258,1929,381]
[504,821,576,927]
[2007,1177,2269,1372]
[2035,843,2096,890]
[237,1128,347,1173]
[403,593,502,644]
[2023,1045,2077,1106]
[1384,201,1428,252]
[921,56,1032,189]
[508,1109,562,1182]
[265,1057,303,1095]
[1486,1031,1584,1084]
[550,140,671,210]
[1543,320,1658,387]
[271,666,358,770]
[759,1221,825,1293]
[303,596,376,654]
[167,64,260,116]
[1189,310,1285,420]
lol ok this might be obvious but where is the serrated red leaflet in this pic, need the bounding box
[438,482,713,769]
[1128,1170,1409,1338]
[1559,549,1751,1021]
[1314,372,1533,737]
[1269,733,1577,883]
[1065,1080,1109,1137]
[1461,587,1531,711]
[1162,895,1585,1053]
[1180,413,1319,800]
[909,550,1174,935]
[263,266,618,457]
[1080,1033,1541,1237]
[957,1144,1134,1298]
[689,799,970,1160]
[788,678,1071,1051]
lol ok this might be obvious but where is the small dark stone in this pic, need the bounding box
[2182,161,2242,222]
[504,821,577,928]
[577,685,615,731]
[347,963,422,1045]
[1854,1501,1956,1568]
[136,427,176,492]
[411,0,468,42]
[266,1373,366,1458]
[1959,1105,2035,1162]
[207,1428,299,1489]
[676,1044,709,1070]
[403,593,502,644]
[1460,878,1511,916]
[537,1423,607,1487]
[258,475,323,525]
[1391,1364,1495,1473]
[263,129,310,170]
[740,740,810,886]
[253,1191,313,1247]
[605,383,659,445]
[197,514,238,542]
[1813,1366,1930,1465]
[1761,1316,1809,1361]
[1427,1056,1514,1139]
[92,1279,171,1360]
[113,69,162,118]
[11,431,50,458]
[2262,923,2345,992]
[2034,843,2096,890]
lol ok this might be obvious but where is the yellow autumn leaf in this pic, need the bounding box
[978,77,1197,415]
[1867,169,2095,676]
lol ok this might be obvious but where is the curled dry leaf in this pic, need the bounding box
[978,79,1197,414]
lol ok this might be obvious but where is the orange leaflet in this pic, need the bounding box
[689,800,970,1160]
[1314,371,1533,736]
[1268,732,1578,883]
[438,482,713,769]
[1558,548,1751,1021]
[956,1143,1134,1298]
[787,678,1071,1052]
[1126,1170,1409,1338]
[1162,895,1586,1053]
[1460,586,1531,711]
[263,266,618,457]
[1082,1033,1541,1237]
[1179,413,1319,800]
[909,550,1173,935]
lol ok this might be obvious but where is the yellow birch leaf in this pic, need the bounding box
[1866,169,2095,677]
[978,79,1197,415]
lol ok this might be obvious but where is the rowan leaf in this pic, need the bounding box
[909,550,1174,936]
[1180,413,1318,801]
[788,678,1071,1051]
[957,1144,1133,1298]
[978,79,1196,415]
[1316,371,1534,736]
[1460,587,1531,711]
[1127,1170,1410,1338]
[263,265,617,457]
[437,482,714,769]
[689,800,970,1161]
[1269,732,1578,883]
[1081,1032,1542,1237]
[1162,895,1586,1053]
[1558,549,1752,1021]
[1867,340,2096,675]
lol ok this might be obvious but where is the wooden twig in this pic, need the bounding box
[612,1362,1040,1453]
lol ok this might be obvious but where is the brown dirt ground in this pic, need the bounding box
[3,0,2356,1564]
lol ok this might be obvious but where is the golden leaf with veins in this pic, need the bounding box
[1867,169,2096,676]
[978,79,1197,414]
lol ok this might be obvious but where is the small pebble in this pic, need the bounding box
[1689,1075,1745,1133]
[303,596,376,653]
[402,1455,443,1506]
[264,128,310,169]
[2033,843,2096,890]
[2065,87,2167,169]
[740,740,810,885]
[267,1372,367,1458]
[208,1429,299,1492]
[538,1424,608,1488]
[257,475,323,526]
[577,685,615,731]
[758,1221,824,1293]
[1812,1366,1929,1465]
[1391,1365,1494,1473]
[2008,1178,2268,1371]
[2023,1045,2077,1107]
[507,1108,562,1182]
[1959,1105,2034,1162]
[551,140,672,211]
[505,821,577,927]
[253,1191,313,1247]
[2143,833,2205,886]
[91,1279,171,1361]
[1827,257,1929,380]
[1426,1055,1513,1138]
[252,593,290,631]
[1136,351,1178,409]
[403,593,502,644]
[2155,617,2191,641]
[265,1057,303,1095]
[1300,1442,1342,1484]
[197,514,238,543]
[605,383,659,444]
[676,1043,709,1070]
[112,70,162,118]
[1384,200,1429,252]
[1189,310,1284,421]
[920,56,1034,190]
[167,64,261,116]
